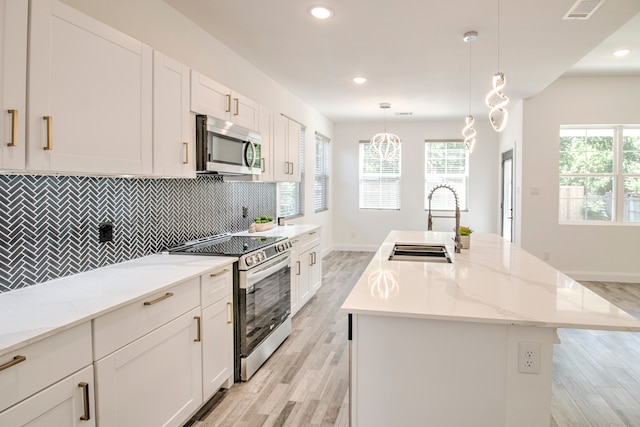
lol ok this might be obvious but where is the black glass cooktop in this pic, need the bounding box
[166,234,284,257]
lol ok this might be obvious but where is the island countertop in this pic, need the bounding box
[341,230,640,332]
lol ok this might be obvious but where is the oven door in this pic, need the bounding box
[237,252,291,358]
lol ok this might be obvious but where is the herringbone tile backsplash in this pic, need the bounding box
[0,174,276,292]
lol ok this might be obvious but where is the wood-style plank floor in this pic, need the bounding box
[189,252,640,427]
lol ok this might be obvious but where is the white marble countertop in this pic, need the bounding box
[234,223,321,239]
[0,254,235,357]
[341,231,640,332]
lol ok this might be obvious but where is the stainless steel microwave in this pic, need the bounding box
[195,115,262,175]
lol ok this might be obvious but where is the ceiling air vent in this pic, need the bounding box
[563,0,606,20]
[395,112,413,116]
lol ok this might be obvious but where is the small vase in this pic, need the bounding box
[254,221,274,232]
[460,235,471,249]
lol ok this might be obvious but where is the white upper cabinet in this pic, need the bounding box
[273,114,301,182]
[153,51,194,178]
[258,105,274,181]
[190,70,259,132]
[27,0,152,175]
[0,0,28,170]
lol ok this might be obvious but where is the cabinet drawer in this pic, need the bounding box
[299,229,320,253]
[0,322,92,411]
[201,266,232,308]
[93,278,199,360]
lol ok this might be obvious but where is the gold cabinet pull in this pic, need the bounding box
[43,116,53,150]
[296,260,301,275]
[78,382,91,421]
[182,142,189,164]
[7,109,18,147]
[234,98,239,116]
[288,162,294,175]
[309,252,314,266]
[261,157,265,172]
[225,94,231,112]
[227,302,233,324]
[143,292,174,306]
[210,269,229,278]
[0,355,26,371]
[194,316,201,342]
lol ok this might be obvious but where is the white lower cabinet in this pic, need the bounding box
[0,365,95,426]
[290,228,322,316]
[202,298,233,399]
[94,307,202,427]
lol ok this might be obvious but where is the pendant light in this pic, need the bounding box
[485,0,509,132]
[462,31,478,152]
[370,103,400,161]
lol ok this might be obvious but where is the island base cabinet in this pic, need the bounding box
[0,365,95,427]
[349,314,554,427]
[94,308,202,427]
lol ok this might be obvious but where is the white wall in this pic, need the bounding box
[333,119,500,250]
[521,75,640,281]
[60,0,334,251]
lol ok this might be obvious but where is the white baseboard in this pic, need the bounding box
[564,270,640,283]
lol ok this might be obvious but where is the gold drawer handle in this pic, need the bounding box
[78,382,91,421]
[194,316,201,342]
[43,116,53,150]
[0,355,26,372]
[143,292,174,306]
[234,98,239,116]
[210,269,229,278]
[227,302,233,324]
[7,109,18,147]
[225,94,231,113]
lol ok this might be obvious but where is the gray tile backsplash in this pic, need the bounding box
[0,174,276,292]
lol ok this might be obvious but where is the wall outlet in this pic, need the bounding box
[99,221,113,243]
[518,341,541,374]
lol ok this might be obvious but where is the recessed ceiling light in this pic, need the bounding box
[613,48,631,57]
[352,76,367,84]
[310,6,333,19]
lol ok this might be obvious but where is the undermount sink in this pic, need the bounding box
[388,243,452,263]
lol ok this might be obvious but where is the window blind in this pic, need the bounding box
[359,141,401,210]
[314,132,330,212]
[424,141,468,211]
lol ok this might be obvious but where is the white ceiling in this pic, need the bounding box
[165,0,640,123]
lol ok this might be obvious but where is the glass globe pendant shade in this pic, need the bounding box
[485,72,509,132]
[370,132,400,161]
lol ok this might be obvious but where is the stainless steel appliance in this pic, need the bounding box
[195,115,262,175]
[165,233,292,381]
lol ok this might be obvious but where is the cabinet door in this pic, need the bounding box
[0,0,28,170]
[290,239,300,316]
[95,308,202,427]
[310,247,322,293]
[153,51,194,178]
[0,365,95,427]
[231,91,259,131]
[28,0,152,175]
[202,297,233,400]
[273,113,290,182]
[190,70,230,119]
[287,120,302,182]
[258,105,273,181]
[297,249,312,308]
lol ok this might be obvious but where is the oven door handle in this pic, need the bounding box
[244,253,291,287]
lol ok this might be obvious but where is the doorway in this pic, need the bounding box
[501,150,514,242]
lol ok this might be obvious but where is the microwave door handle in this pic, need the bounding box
[248,140,257,169]
[244,140,257,169]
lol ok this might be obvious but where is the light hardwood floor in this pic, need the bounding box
[189,252,640,427]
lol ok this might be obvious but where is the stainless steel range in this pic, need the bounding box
[165,233,292,381]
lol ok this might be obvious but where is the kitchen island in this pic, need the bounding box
[341,231,640,427]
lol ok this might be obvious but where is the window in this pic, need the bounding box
[314,132,330,212]
[359,140,401,210]
[424,141,469,211]
[278,125,305,218]
[559,126,640,223]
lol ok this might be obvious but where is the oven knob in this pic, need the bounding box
[277,244,284,252]
[246,255,255,266]
[257,251,265,261]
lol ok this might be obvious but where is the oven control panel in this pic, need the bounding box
[241,239,292,269]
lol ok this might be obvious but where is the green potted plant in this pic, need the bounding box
[253,215,274,232]
[459,226,473,249]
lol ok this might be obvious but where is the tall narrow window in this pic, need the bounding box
[424,141,469,210]
[359,140,401,210]
[279,125,305,218]
[559,126,640,223]
[314,132,330,212]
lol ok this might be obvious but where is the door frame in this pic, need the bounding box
[501,149,514,242]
